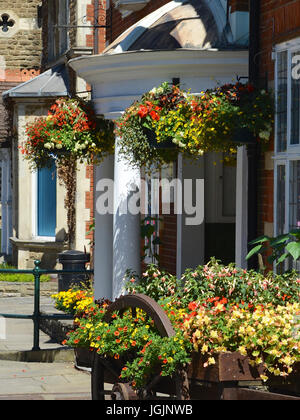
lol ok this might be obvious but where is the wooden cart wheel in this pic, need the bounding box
[91,349,122,400]
[111,382,138,400]
[91,293,190,400]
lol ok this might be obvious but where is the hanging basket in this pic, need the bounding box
[231,127,256,145]
[143,127,175,149]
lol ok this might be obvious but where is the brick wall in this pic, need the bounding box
[257,1,300,266]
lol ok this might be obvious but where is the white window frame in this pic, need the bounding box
[274,38,300,270]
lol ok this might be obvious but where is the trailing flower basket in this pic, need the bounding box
[115,81,274,169]
[21,97,115,169]
[232,127,256,145]
[143,127,175,149]
[20,97,115,247]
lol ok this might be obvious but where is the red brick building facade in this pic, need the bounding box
[256,0,300,269]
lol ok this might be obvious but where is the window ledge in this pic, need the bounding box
[10,237,67,250]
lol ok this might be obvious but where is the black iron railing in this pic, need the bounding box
[0,259,93,351]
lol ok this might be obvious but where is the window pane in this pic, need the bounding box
[277,165,285,235]
[289,160,300,230]
[291,51,300,145]
[288,161,300,271]
[276,51,287,152]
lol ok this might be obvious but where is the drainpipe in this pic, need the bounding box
[247,0,260,270]
[94,0,99,54]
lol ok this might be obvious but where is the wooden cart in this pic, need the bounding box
[90,293,300,400]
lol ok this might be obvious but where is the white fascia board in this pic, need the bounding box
[69,49,249,83]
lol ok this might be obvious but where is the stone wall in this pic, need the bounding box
[0,1,42,70]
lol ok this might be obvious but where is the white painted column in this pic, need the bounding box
[112,137,141,300]
[235,146,248,268]
[94,155,114,300]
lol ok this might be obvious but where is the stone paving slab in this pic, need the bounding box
[0,296,115,400]
[0,296,64,352]
[0,360,92,400]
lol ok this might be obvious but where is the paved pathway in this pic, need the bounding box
[0,296,94,400]
[0,296,65,352]
[0,360,91,400]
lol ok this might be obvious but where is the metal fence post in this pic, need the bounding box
[32,260,41,351]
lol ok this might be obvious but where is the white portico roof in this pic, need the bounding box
[68,0,248,119]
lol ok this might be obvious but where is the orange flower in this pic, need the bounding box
[131,340,136,347]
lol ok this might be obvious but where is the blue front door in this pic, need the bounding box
[37,162,56,237]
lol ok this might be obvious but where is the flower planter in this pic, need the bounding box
[231,127,256,145]
[91,350,300,400]
[74,347,93,369]
[143,128,175,149]
[187,352,300,400]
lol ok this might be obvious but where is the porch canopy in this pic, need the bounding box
[69,0,249,300]
[2,64,69,99]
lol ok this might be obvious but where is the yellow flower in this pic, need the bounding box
[201,344,209,353]
[238,346,247,356]
[210,330,218,339]
[208,357,216,365]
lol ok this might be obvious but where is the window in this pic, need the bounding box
[36,162,57,238]
[274,39,300,269]
[48,0,70,62]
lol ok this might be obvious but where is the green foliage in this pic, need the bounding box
[62,258,300,392]
[140,216,162,264]
[246,229,300,267]
[126,257,300,307]
[0,263,50,282]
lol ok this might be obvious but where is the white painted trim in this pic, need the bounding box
[32,171,37,238]
[235,146,248,269]
[70,49,248,85]
[275,36,300,52]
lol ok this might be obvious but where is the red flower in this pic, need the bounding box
[188,301,197,311]
[150,110,160,121]
[138,105,148,118]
